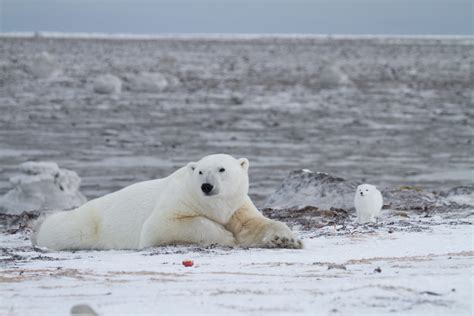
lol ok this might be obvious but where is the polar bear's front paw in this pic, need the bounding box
[261,221,303,249]
[266,235,303,249]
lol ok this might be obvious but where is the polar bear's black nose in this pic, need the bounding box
[201,183,214,194]
[360,192,364,196]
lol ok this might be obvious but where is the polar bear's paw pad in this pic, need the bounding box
[268,235,303,249]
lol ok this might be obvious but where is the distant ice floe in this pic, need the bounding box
[124,72,169,92]
[93,74,122,94]
[0,162,87,214]
[27,52,61,79]
[317,64,352,88]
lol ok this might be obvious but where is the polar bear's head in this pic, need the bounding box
[187,154,249,209]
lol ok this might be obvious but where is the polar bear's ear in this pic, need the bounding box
[187,162,197,173]
[238,158,249,171]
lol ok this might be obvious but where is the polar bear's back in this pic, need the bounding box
[34,167,186,250]
[94,176,179,248]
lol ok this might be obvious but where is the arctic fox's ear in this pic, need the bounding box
[187,162,197,173]
[238,158,249,171]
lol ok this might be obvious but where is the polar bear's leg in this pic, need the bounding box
[226,197,303,249]
[33,205,100,250]
[139,214,236,249]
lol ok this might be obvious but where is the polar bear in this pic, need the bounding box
[32,154,302,250]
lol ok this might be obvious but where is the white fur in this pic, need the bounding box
[33,154,302,250]
[354,184,383,224]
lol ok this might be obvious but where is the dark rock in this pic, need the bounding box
[442,186,474,197]
[382,188,449,211]
[264,170,359,211]
[70,304,98,316]
[327,263,347,270]
[0,211,40,233]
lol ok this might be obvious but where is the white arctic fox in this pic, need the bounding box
[354,184,383,224]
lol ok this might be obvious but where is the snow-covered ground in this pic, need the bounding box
[1,223,472,315]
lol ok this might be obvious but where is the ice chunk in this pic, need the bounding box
[28,52,61,79]
[125,72,168,92]
[0,161,87,214]
[317,64,352,88]
[93,74,122,94]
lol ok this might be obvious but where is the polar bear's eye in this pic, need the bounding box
[198,171,203,175]
[219,168,225,173]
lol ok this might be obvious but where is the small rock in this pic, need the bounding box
[327,264,347,270]
[374,267,382,273]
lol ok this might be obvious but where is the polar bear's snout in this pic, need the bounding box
[201,183,214,195]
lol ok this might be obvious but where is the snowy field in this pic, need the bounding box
[1,220,472,315]
[0,34,473,315]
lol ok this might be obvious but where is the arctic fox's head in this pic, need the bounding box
[187,154,249,203]
[356,184,378,198]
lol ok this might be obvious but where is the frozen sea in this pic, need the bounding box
[0,33,472,206]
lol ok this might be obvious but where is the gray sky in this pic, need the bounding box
[1,0,472,35]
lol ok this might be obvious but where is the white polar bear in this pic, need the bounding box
[33,154,302,250]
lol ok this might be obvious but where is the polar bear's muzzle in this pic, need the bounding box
[201,183,218,196]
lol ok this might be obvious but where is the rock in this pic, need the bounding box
[327,263,347,270]
[70,304,98,316]
[382,188,449,211]
[441,186,474,206]
[28,52,60,79]
[125,72,168,92]
[93,74,122,94]
[0,162,87,214]
[264,170,359,211]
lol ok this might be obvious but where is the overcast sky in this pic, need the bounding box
[1,0,472,35]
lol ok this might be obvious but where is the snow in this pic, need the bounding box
[0,162,87,214]
[1,224,472,315]
[93,74,122,94]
